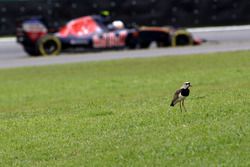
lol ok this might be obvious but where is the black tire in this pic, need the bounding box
[175,35,191,46]
[172,30,193,46]
[37,35,62,56]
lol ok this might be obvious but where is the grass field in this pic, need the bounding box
[0,51,249,166]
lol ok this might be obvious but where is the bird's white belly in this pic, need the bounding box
[178,93,186,101]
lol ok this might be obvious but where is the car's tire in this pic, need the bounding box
[172,30,193,46]
[175,35,191,46]
[37,35,62,56]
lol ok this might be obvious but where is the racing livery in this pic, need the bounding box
[16,15,202,56]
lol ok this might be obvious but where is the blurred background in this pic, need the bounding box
[1,0,250,36]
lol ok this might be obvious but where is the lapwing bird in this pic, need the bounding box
[170,82,192,112]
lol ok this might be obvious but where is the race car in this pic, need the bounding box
[16,15,202,56]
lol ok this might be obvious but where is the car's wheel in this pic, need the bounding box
[175,35,191,46]
[172,30,193,46]
[37,35,62,56]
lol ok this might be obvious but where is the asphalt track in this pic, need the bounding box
[1,25,250,69]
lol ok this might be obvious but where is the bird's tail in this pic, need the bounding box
[170,102,174,107]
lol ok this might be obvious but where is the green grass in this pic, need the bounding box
[0,51,249,166]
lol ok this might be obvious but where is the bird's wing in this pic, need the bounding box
[171,89,181,104]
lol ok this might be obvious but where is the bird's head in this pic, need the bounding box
[181,82,192,89]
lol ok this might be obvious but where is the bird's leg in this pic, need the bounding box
[182,100,187,112]
[179,102,182,112]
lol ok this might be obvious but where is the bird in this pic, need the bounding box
[170,82,192,112]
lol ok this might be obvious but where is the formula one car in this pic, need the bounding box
[16,15,202,56]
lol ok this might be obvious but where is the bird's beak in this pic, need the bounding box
[189,84,192,87]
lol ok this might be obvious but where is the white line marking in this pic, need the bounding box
[187,25,250,33]
[0,37,15,42]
